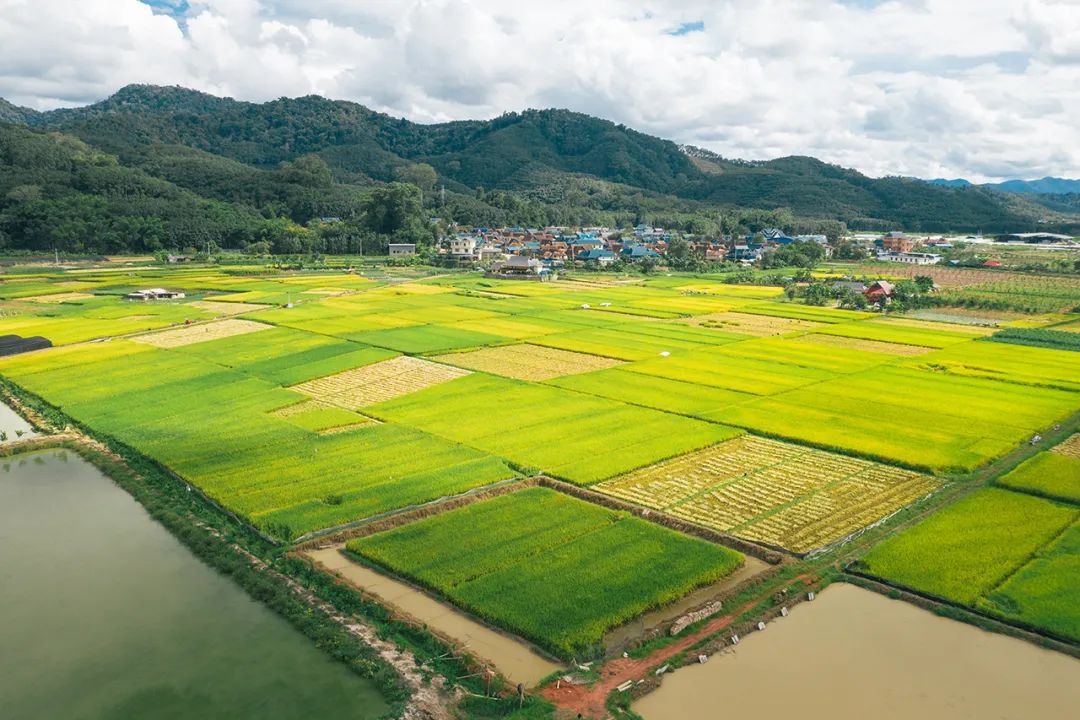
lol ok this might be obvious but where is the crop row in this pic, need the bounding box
[595,436,938,553]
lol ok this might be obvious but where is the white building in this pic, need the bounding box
[126,288,186,300]
[880,251,942,265]
[449,235,478,258]
[388,243,416,256]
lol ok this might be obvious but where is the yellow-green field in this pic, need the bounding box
[0,264,1077,545]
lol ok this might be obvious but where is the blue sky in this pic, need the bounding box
[4,0,1079,181]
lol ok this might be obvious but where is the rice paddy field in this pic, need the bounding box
[595,436,938,554]
[858,430,1080,642]
[1,259,1078,656]
[345,486,744,657]
[1,264,1077,530]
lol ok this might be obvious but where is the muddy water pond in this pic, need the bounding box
[634,582,1080,720]
[0,450,390,720]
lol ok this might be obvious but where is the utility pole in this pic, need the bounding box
[54,248,59,266]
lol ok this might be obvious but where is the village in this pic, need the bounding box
[385,225,1077,275]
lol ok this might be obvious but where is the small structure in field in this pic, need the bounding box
[863,281,894,303]
[126,288,186,301]
[388,243,416,256]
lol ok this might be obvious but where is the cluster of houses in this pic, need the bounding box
[389,225,1074,274]
[390,224,842,274]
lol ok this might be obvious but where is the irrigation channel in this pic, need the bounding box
[0,440,390,720]
[634,583,1080,720]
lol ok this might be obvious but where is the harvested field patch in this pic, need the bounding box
[1052,433,1080,459]
[794,333,936,356]
[188,300,268,315]
[293,355,470,409]
[595,435,937,553]
[133,318,270,348]
[432,344,622,380]
[681,311,821,336]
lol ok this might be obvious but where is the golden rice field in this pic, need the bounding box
[794,332,936,356]
[595,435,939,553]
[1052,433,1080,459]
[293,355,470,409]
[681,311,821,337]
[432,343,623,380]
[134,318,270,348]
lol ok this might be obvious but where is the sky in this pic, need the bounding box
[1,0,1078,182]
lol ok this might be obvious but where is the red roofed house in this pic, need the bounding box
[863,280,894,302]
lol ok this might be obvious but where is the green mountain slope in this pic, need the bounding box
[2,84,1078,246]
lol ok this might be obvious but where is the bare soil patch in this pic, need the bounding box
[293,356,470,409]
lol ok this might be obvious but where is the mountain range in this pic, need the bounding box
[0,84,1077,255]
[927,177,1080,194]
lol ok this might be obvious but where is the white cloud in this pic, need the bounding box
[0,0,1077,181]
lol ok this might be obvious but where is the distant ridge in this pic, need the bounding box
[927,176,1080,195]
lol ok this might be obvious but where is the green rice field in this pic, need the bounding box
[346,486,744,657]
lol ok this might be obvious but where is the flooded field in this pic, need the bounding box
[0,450,390,720]
[307,547,563,686]
[634,582,1080,720]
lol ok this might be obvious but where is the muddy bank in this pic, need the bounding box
[306,547,562,687]
[634,583,1080,720]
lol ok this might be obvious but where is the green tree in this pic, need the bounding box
[362,182,423,236]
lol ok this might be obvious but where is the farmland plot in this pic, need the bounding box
[981,521,1080,642]
[595,436,938,553]
[0,340,515,538]
[346,486,744,657]
[793,332,936,357]
[134,319,270,348]
[907,340,1080,392]
[857,487,1079,642]
[187,300,268,316]
[546,367,751,417]
[432,344,622,380]
[815,318,979,348]
[715,367,1079,472]
[293,355,470,409]
[681,311,822,337]
[367,373,739,484]
[624,348,834,395]
[997,452,1080,504]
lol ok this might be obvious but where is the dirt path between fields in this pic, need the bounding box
[541,573,816,719]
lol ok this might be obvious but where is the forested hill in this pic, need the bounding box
[0,84,1077,254]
